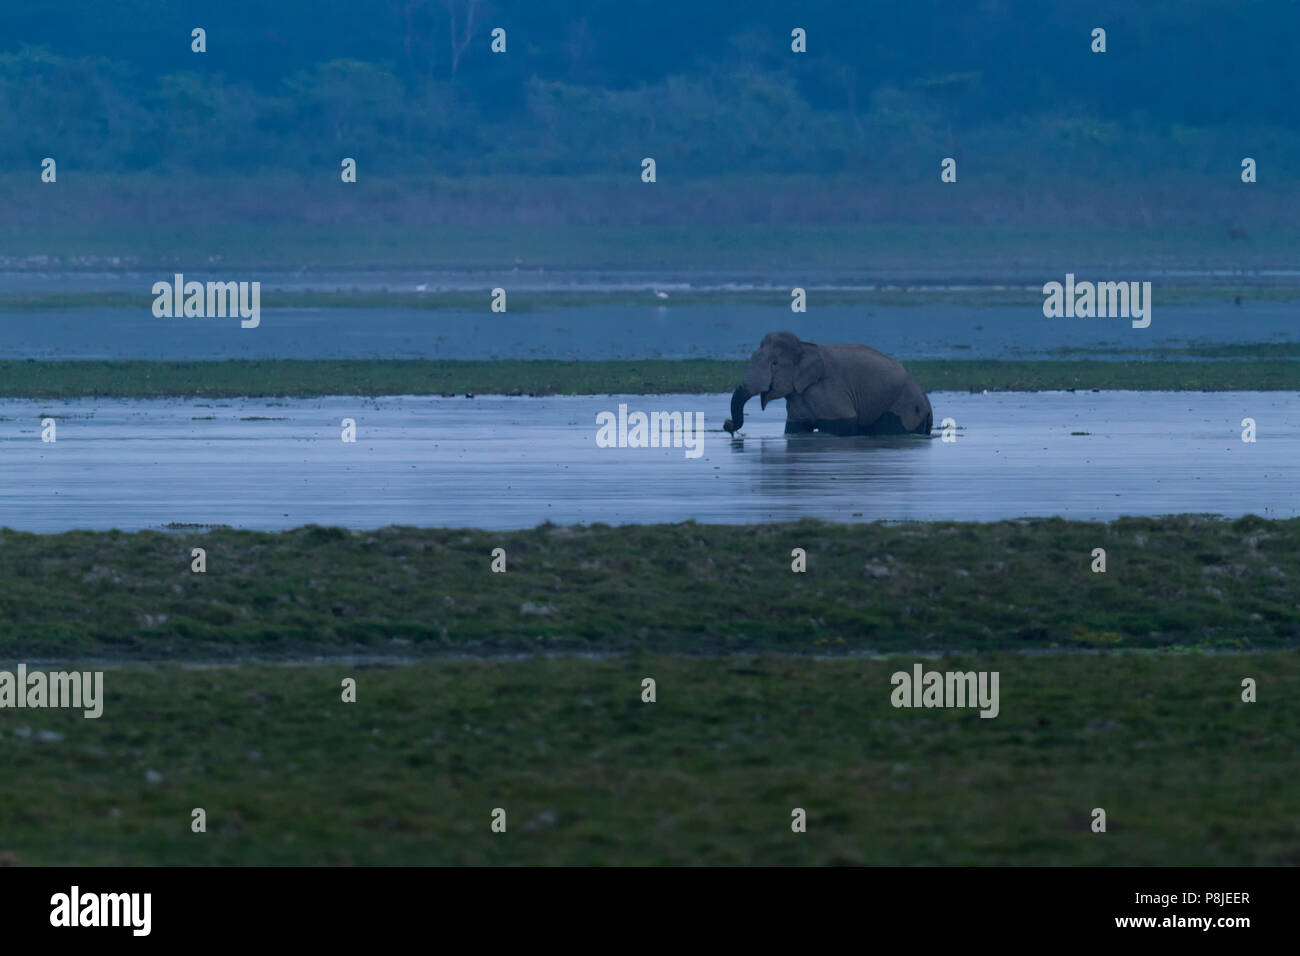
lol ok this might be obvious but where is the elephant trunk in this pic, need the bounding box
[723,385,750,434]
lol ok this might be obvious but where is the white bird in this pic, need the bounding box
[415,283,427,292]
[655,290,669,299]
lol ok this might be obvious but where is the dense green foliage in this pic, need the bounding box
[3,1,1298,178]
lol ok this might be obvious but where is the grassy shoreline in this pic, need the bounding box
[4,516,1294,865]
[7,219,1300,272]
[1,651,1294,865]
[1,358,1297,398]
[2,516,1295,661]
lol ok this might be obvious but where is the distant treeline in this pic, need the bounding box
[2,0,1298,178]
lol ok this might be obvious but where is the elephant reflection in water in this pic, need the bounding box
[723,332,933,437]
[716,431,928,522]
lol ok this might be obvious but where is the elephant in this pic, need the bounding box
[723,332,933,437]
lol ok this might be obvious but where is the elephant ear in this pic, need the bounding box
[793,343,825,392]
[889,380,930,432]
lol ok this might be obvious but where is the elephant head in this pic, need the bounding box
[724,331,824,433]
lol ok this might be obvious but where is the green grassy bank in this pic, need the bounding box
[2,517,1295,661]
[7,220,1300,273]
[0,652,1293,865]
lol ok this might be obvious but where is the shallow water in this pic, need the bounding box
[1,301,1295,362]
[2,391,1294,531]
[7,266,1300,293]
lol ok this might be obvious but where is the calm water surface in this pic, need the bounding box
[1,391,1294,531]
